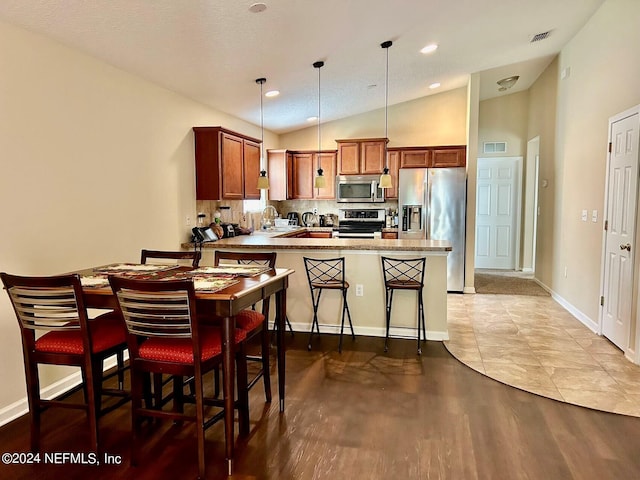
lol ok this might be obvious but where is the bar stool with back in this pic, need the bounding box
[0,272,129,453]
[380,256,427,355]
[304,257,355,353]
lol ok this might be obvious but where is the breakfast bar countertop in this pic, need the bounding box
[182,232,451,252]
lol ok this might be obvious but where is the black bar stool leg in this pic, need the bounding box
[344,289,355,340]
[384,288,392,352]
[308,288,322,350]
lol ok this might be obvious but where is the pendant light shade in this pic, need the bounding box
[256,77,269,190]
[379,40,393,189]
[313,61,326,189]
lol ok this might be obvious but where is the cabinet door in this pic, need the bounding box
[432,147,466,167]
[291,152,314,199]
[360,141,386,174]
[400,149,431,168]
[385,150,400,199]
[221,133,244,199]
[337,142,360,174]
[243,140,261,199]
[314,152,336,199]
[267,150,287,201]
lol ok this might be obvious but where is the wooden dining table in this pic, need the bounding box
[75,263,294,475]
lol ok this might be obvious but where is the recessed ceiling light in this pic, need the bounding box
[420,43,438,54]
[248,3,267,13]
[265,90,279,97]
[307,116,318,122]
[429,82,441,89]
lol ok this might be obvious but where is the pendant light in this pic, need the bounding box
[379,40,393,189]
[313,61,326,189]
[256,77,270,190]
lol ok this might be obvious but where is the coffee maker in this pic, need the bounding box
[287,212,300,226]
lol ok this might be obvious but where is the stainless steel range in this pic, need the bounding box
[336,208,386,238]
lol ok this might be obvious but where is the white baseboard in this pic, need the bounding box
[463,286,476,294]
[0,353,127,428]
[534,279,599,333]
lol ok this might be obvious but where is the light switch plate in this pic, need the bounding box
[581,210,588,222]
[592,210,598,222]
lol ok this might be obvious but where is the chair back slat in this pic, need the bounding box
[214,251,276,268]
[7,285,81,331]
[116,288,192,338]
[141,249,201,268]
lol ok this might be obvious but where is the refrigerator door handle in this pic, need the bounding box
[425,179,430,239]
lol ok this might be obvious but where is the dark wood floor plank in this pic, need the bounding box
[1,334,640,479]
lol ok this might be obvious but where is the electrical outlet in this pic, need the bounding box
[355,284,364,296]
[185,216,191,227]
[312,207,318,215]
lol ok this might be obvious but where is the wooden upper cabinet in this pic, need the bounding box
[242,140,261,200]
[385,149,400,199]
[291,152,314,199]
[400,148,431,168]
[266,149,290,201]
[337,142,360,174]
[193,126,263,200]
[337,138,387,174]
[360,141,386,173]
[432,146,467,167]
[396,145,467,168]
[267,149,337,200]
[314,152,337,199]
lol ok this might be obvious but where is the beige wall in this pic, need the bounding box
[549,0,640,332]
[479,91,530,158]
[0,20,277,412]
[527,59,559,289]
[280,87,468,150]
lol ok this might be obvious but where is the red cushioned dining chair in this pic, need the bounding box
[108,275,249,479]
[0,272,129,453]
[212,251,276,404]
[141,248,202,407]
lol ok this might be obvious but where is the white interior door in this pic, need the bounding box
[602,110,639,351]
[475,157,522,269]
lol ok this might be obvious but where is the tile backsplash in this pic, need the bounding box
[195,198,399,229]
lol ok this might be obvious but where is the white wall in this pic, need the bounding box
[0,19,277,414]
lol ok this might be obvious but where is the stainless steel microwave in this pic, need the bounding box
[336,175,385,203]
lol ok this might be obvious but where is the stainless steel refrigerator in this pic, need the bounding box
[398,168,466,292]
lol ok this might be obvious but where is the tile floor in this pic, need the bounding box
[444,293,640,417]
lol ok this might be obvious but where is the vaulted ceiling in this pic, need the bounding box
[0,0,604,133]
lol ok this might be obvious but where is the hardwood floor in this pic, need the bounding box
[2,334,640,479]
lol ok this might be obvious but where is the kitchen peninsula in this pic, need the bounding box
[183,231,451,341]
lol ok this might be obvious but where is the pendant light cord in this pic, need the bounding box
[314,61,324,173]
[381,40,392,173]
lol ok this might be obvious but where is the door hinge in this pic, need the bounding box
[608,142,612,153]
[600,296,605,306]
[604,220,608,231]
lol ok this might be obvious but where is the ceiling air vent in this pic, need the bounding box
[530,30,552,43]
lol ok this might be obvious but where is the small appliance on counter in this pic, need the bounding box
[302,211,317,227]
[287,212,300,226]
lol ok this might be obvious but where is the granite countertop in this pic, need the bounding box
[183,227,451,252]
